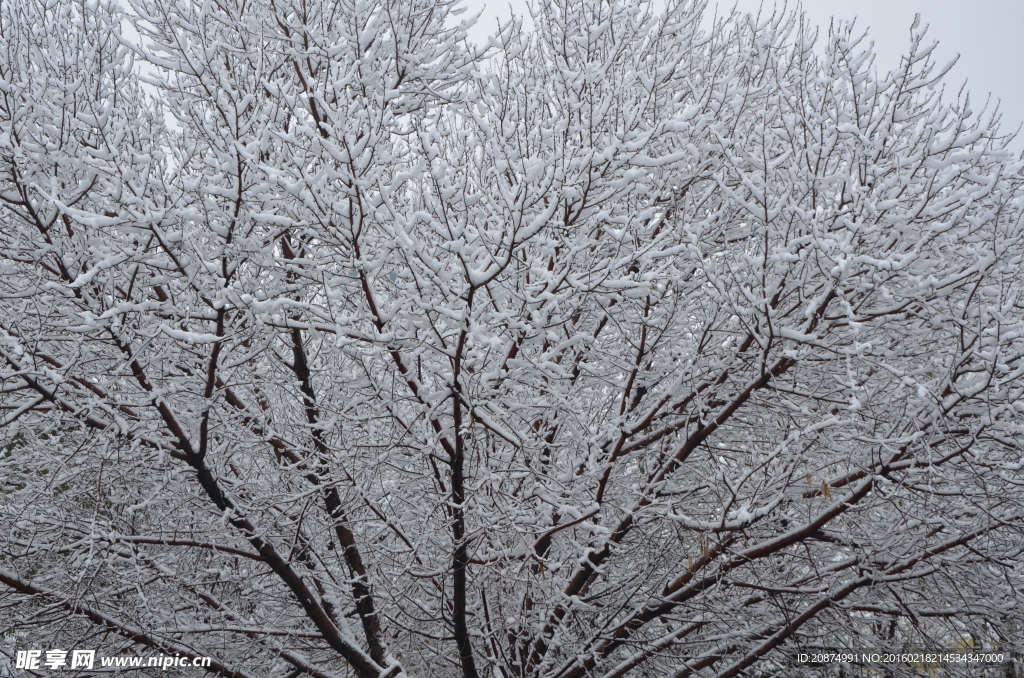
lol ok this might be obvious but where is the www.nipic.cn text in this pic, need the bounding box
[15,650,213,671]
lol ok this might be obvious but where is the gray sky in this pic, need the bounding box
[464,0,1024,148]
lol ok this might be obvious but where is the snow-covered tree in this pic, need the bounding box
[2,0,1023,676]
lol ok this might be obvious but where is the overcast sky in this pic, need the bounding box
[464,0,1024,149]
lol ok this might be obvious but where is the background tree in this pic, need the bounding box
[2,0,1023,677]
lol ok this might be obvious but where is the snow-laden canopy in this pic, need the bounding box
[2,0,1023,676]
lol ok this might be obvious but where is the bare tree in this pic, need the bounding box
[2,0,1023,677]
